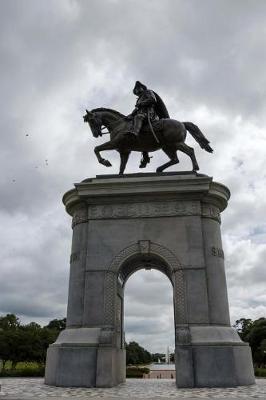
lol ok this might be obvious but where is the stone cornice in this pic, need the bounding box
[62,172,230,217]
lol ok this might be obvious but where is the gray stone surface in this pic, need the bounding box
[202,218,230,325]
[45,172,255,388]
[1,378,266,399]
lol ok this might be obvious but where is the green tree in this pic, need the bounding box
[38,328,59,363]
[45,318,66,331]
[0,314,62,369]
[0,314,21,369]
[246,318,266,367]
[0,330,11,369]
[151,352,164,362]
[0,314,20,330]
[0,329,25,369]
[234,318,253,340]
[234,317,266,367]
[126,341,151,365]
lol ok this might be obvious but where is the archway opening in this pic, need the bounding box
[123,262,175,379]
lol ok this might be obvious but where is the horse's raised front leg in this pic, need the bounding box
[156,147,179,173]
[94,141,115,167]
[176,142,199,171]
[119,151,130,175]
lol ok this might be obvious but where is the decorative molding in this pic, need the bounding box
[88,201,201,220]
[116,295,122,334]
[104,241,187,327]
[174,270,187,325]
[202,204,221,223]
[72,206,88,228]
[151,242,181,273]
[138,240,150,254]
[108,242,181,273]
[103,271,116,325]
[71,202,221,226]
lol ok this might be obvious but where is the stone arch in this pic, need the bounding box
[103,241,187,326]
[109,240,181,273]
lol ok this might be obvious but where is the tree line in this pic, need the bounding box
[126,342,175,365]
[234,317,266,367]
[0,314,265,369]
[0,314,66,370]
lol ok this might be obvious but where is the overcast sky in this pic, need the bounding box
[0,0,266,353]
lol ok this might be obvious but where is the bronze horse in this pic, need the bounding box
[83,108,213,175]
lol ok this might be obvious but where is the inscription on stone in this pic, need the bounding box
[88,201,200,219]
[211,246,224,259]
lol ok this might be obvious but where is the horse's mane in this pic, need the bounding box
[91,107,126,118]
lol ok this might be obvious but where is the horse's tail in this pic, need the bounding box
[183,122,213,153]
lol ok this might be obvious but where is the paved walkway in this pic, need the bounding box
[0,378,265,399]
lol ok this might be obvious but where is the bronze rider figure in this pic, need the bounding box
[126,81,169,168]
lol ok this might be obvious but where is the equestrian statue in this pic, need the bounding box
[83,81,213,175]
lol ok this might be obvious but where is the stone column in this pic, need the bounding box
[45,202,104,387]
[201,204,230,325]
[67,203,88,326]
[187,191,255,387]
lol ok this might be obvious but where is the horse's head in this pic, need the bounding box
[83,110,102,137]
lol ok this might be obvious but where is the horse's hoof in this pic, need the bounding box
[139,162,147,169]
[101,160,112,167]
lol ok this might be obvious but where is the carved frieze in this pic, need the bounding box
[88,201,200,220]
[71,202,222,224]
[202,204,221,223]
[72,205,88,228]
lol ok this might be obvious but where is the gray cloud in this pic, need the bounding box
[0,0,265,353]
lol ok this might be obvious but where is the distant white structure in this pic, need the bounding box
[165,346,170,364]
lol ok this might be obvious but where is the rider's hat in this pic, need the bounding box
[133,81,147,95]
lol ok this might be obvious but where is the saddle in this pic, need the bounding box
[126,118,165,136]
[141,119,165,135]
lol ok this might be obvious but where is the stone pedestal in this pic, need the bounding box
[45,172,255,388]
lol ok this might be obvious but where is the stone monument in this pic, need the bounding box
[45,172,255,388]
[45,82,255,387]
